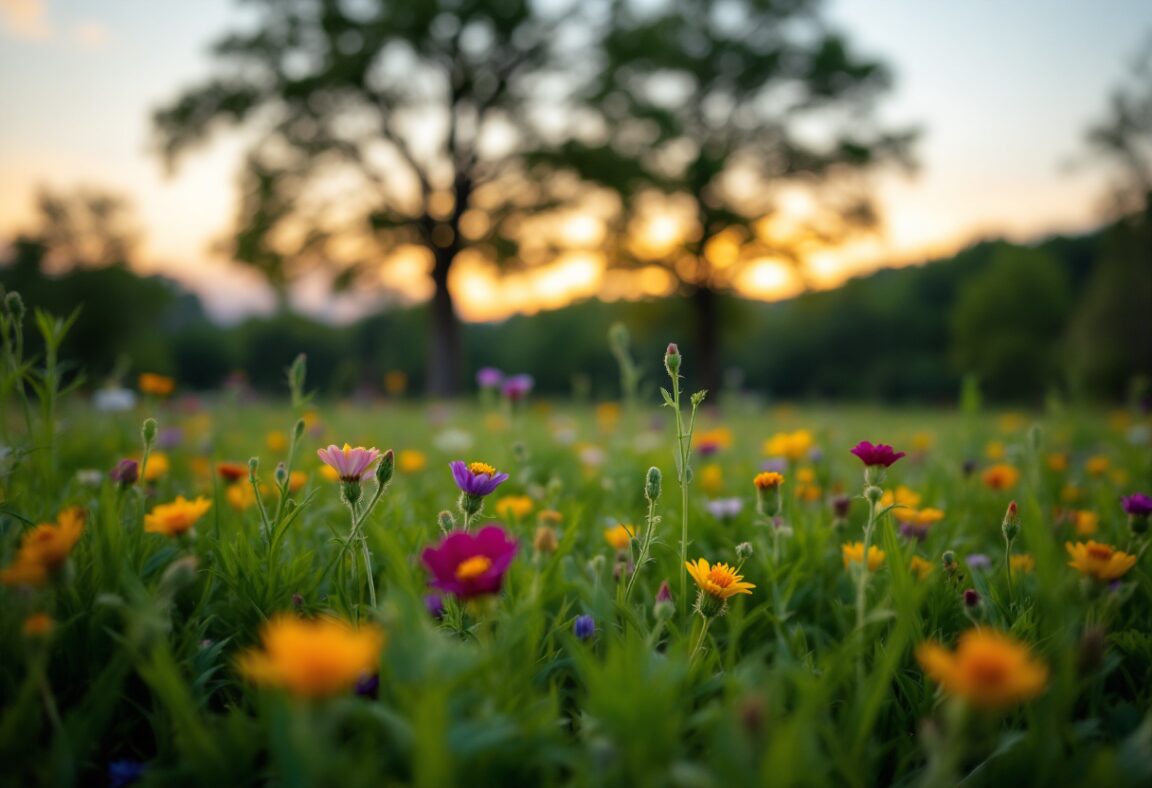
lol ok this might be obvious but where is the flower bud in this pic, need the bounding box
[1001,500,1020,542]
[275,462,288,486]
[4,291,25,322]
[656,579,673,604]
[942,550,958,576]
[158,556,200,599]
[376,449,395,486]
[292,593,304,609]
[1077,625,1107,674]
[573,614,596,640]
[735,542,753,560]
[645,466,662,502]
[534,525,558,554]
[288,353,307,394]
[832,495,851,519]
[864,485,884,504]
[608,322,629,355]
[664,343,681,376]
[962,588,981,609]
[248,457,259,484]
[437,510,456,532]
[110,458,139,487]
[141,418,158,449]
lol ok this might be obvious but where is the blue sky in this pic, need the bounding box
[1,0,1150,320]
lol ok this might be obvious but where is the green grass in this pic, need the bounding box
[1,381,1151,786]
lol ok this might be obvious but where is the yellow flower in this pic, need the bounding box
[752,471,784,491]
[0,508,85,587]
[842,542,885,571]
[700,464,724,495]
[985,440,1006,460]
[226,484,260,512]
[238,615,384,699]
[1010,554,1035,574]
[319,464,340,482]
[266,431,288,452]
[287,471,308,493]
[1046,453,1069,473]
[1060,484,1081,504]
[879,485,921,510]
[596,402,621,429]
[762,430,813,461]
[495,495,534,520]
[912,431,935,452]
[141,452,170,482]
[23,613,54,638]
[537,509,563,526]
[694,427,733,452]
[604,524,636,551]
[902,507,945,528]
[1084,455,1110,477]
[909,555,934,580]
[139,372,175,396]
[685,558,755,600]
[981,464,1020,491]
[794,467,822,502]
[397,450,427,474]
[145,496,212,537]
[917,629,1048,709]
[1065,541,1138,581]
[1073,510,1099,536]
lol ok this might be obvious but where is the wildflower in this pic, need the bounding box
[237,615,383,699]
[699,463,724,495]
[217,462,247,483]
[144,496,212,537]
[317,444,381,482]
[354,673,380,699]
[109,459,139,487]
[287,471,308,493]
[1084,455,1110,477]
[420,525,518,599]
[916,629,1048,709]
[963,588,981,609]
[695,427,733,456]
[0,507,86,587]
[1061,483,1081,503]
[23,613,54,638]
[226,483,260,512]
[501,374,534,401]
[533,525,559,554]
[604,524,636,551]
[495,495,534,520]
[842,542,885,571]
[476,367,504,389]
[981,464,1020,491]
[319,464,340,482]
[831,495,852,520]
[753,471,784,491]
[138,373,175,396]
[425,594,446,620]
[762,430,814,462]
[966,553,991,571]
[1001,500,1020,542]
[664,343,681,376]
[1046,452,1069,473]
[849,440,906,468]
[735,541,754,560]
[706,497,744,520]
[898,507,945,541]
[686,558,755,617]
[397,450,427,474]
[910,555,934,580]
[1073,510,1099,536]
[93,387,136,412]
[879,485,921,510]
[1010,554,1036,574]
[573,615,596,640]
[794,467,822,502]
[596,402,621,429]
[157,427,183,450]
[1065,541,1138,581]
[912,432,935,452]
[140,452,169,482]
[450,460,509,497]
[1121,492,1152,535]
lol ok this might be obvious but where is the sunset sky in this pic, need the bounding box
[1,0,1150,322]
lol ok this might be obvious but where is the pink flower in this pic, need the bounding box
[849,441,906,468]
[317,443,381,481]
[421,526,518,599]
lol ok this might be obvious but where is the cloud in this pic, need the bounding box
[0,0,51,40]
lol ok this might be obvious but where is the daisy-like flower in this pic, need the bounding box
[909,555,934,580]
[237,615,384,699]
[842,541,885,571]
[450,460,510,497]
[1010,554,1036,574]
[604,523,637,551]
[144,496,212,537]
[762,430,814,461]
[898,507,945,541]
[421,525,518,599]
[686,558,755,617]
[753,471,784,490]
[494,495,534,520]
[1122,492,1152,517]
[981,464,1020,491]
[879,485,921,510]
[138,372,175,397]
[1065,541,1138,581]
[849,441,906,468]
[317,444,381,482]
[916,629,1048,709]
[0,507,86,587]
[217,462,248,483]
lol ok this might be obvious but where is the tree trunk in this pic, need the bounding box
[692,284,722,396]
[426,247,461,398]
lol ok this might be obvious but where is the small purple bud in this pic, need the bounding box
[573,614,596,640]
[963,588,981,608]
[425,594,445,620]
[354,673,380,699]
[109,459,139,487]
[832,495,851,519]
[656,579,673,604]
[965,553,991,570]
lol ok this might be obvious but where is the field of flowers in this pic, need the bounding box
[2,300,1151,787]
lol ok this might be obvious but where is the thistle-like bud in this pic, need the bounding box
[376,449,395,486]
[4,291,25,322]
[275,462,288,487]
[288,353,307,396]
[109,459,138,488]
[141,418,158,449]
[534,525,558,554]
[1001,500,1020,542]
[437,510,457,533]
[735,542,753,560]
[248,457,259,484]
[645,466,662,502]
[664,343,681,376]
[864,485,884,504]
[654,580,675,621]
[942,550,958,576]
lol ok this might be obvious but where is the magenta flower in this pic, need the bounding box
[1121,493,1152,517]
[450,460,509,497]
[476,367,504,389]
[317,443,381,481]
[421,525,518,598]
[849,441,906,468]
[501,374,534,401]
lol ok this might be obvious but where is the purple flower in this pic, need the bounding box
[449,460,509,497]
[963,588,981,608]
[425,594,446,619]
[831,495,852,519]
[109,459,139,487]
[573,614,596,640]
[501,374,534,401]
[761,458,788,474]
[849,441,906,468]
[1121,493,1152,517]
[156,427,184,450]
[965,553,991,570]
[108,760,146,788]
[476,367,504,389]
[421,525,518,599]
[706,497,744,520]
[656,579,673,604]
[317,443,381,481]
[354,673,380,699]
[899,521,929,542]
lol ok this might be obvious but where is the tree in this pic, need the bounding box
[154,0,598,396]
[550,0,914,393]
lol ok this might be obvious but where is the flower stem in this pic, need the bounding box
[625,495,659,603]
[855,499,878,683]
[689,615,712,666]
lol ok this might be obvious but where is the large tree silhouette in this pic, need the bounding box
[154,0,596,396]
[553,0,914,393]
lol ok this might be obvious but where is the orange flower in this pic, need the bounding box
[1010,554,1035,574]
[238,615,384,698]
[604,524,636,551]
[138,372,175,396]
[762,430,813,461]
[0,508,85,587]
[685,558,756,600]
[1073,510,1099,536]
[909,555,934,580]
[145,496,212,537]
[494,495,534,520]
[917,629,1048,709]
[981,464,1020,491]
[217,462,248,483]
[842,542,885,571]
[22,613,54,638]
[753,471,784,491]
[1065,541,1137,581]
[397,450,427,474]
[1084,455,1110,477]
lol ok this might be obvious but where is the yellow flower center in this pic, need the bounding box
[455,555,492,581]
[468,461,496,476]
[342,443,352,454]
[707,565,738,588]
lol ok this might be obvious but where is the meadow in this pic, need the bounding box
[1,303,1151,787]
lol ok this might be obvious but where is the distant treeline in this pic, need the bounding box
[1,213,1148,405]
